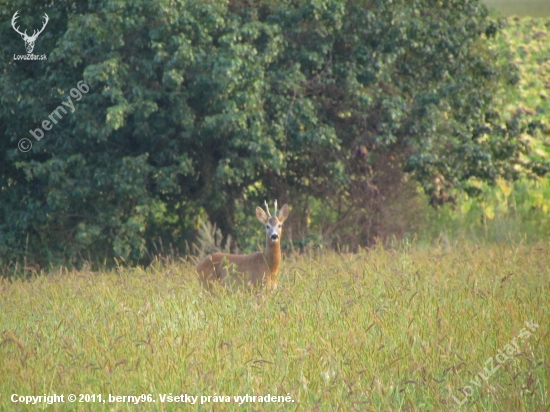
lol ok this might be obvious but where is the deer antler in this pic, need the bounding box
[11,11,27,37]
[264,200,271,217]
[32,13,49,39]
[11,11,49,40]
[274,200,278,216]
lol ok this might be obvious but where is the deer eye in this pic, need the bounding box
[266,225,270,229]
[278,224,282,228]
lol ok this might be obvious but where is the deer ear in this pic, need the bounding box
[256,206,268,224]
[277,204,290,223]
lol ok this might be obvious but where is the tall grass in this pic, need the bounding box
[1,242,548,411]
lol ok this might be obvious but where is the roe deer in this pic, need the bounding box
[196,201,290,289]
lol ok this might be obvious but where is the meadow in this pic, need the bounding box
[1,241,548,411]
[1,9,550,412]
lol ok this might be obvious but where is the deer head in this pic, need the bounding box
[256,200,290,244]
[12,11,49,54]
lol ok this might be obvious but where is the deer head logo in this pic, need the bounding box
[11,11,49,54]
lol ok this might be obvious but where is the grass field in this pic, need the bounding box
[1,8,549,412]
[484,0,550,16]
[1,241,548,411]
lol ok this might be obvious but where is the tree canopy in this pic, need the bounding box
[1,0,547,267]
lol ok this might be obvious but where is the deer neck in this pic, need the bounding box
[263,237,281,280]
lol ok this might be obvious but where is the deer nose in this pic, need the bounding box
[270,233,279,241]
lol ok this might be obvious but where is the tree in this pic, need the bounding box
[0,0,546,267]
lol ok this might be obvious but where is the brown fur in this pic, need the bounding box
[196,203,289,290]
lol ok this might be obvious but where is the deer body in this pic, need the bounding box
[196,201,289,289]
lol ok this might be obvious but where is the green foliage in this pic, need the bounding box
[1,244,548,409]
[419,16,550,243]
[424,177,550,242]
[1,0,547,266]
[489,16,550,173]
